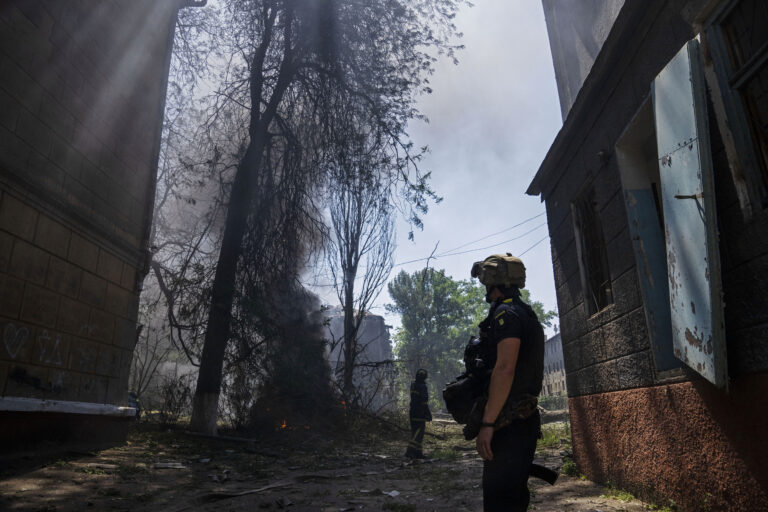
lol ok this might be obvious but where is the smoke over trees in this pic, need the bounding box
[141,0,467,435]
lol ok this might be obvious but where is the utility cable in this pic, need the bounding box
[435,212,545,256]
[435,222,547,258]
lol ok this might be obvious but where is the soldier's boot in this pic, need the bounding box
[404,447,424,459]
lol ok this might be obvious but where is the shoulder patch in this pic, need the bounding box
[494,309,509,326]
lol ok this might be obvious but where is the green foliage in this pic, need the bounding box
[387,268,486,406]
[561,458,579,477]
[645,501,678,512]
[387,268,557,408]
[538,422,571,449]
[601,483,635,502]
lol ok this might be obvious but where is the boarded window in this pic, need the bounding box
[571,187,613,315]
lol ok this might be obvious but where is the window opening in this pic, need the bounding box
[706,0,768,209]
[571,186,613,316]
[616,98,682,374]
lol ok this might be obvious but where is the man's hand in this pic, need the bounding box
[476,425,494,461]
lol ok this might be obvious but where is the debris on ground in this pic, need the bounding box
[0,414,651,511]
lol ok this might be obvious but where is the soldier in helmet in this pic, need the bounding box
[405,368,432,458]
[470,254,545,512]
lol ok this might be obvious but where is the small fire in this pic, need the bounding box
[280,419,287,429]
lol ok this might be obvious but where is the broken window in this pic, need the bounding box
[705,0,768,211]
[571,186,613,316]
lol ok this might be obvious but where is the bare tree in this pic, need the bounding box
[179,0,466,434]
[325,134,396,403]
[129,325,171,400]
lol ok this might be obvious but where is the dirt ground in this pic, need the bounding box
[0,414,654,511]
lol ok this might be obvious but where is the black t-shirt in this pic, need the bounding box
[486,298,544,398]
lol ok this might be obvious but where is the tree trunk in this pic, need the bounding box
[342,277,356,397]
[188,7,295,434]
[189,143,260,434]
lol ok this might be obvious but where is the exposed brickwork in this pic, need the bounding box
[0,0,179,417]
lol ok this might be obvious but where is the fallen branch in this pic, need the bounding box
[171,480,294,510]
[172,471,356,510]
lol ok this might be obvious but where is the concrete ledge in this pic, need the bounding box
[0,409,132,454]
[0,396,136,417]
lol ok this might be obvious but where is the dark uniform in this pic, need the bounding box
[481,296,544,512]
[405,369,432,458]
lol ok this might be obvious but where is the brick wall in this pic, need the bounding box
[0,0,179,407]
[543,3,700,397]
[542,0,768,393]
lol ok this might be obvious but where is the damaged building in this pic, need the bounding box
[0,0,187,451]
[531,0,768,508]
[542,332,567,397]
[325,309,396,413]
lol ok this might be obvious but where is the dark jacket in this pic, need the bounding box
[409,378,432,422]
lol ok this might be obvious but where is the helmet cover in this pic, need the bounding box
[471,253,526,288]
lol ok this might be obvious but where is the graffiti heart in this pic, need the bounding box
[4,323,30,359]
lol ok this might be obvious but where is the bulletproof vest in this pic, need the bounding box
[466,298,544,399]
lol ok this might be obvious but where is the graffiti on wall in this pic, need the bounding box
[4,323,30,359]
[37,330,63,366]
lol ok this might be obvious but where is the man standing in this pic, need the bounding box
[405,368,432,458]
[470,254,545,512]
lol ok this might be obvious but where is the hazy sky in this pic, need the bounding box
[312,1,563,334]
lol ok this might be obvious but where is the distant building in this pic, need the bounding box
[325,309,396,412]
[541,333,566,396]
[530,0,768,508]
[0,0,188,452]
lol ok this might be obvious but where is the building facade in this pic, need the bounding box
[0,0,185,451]
[326,309,396,412]
[531,0,768,508]
[542,333,566,396]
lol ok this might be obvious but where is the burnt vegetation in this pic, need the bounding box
[130,0,468,435]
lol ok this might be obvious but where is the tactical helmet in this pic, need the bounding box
[416,368,428,380]
[471,253,526,288]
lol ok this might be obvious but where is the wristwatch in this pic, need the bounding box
[480,421,495,428]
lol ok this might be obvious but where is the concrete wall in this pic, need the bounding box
[536,0,768,507]
[542,0,625,120]
[0,0,179,449]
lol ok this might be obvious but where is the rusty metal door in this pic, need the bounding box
[652,39,727,389]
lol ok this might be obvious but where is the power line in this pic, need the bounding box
[306,232,551,291]
[306,215,550,289]
[519,235,549,256]
[435,212,545,256]
[436,222,547,258]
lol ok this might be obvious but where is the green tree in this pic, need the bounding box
[387,268,556,409]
